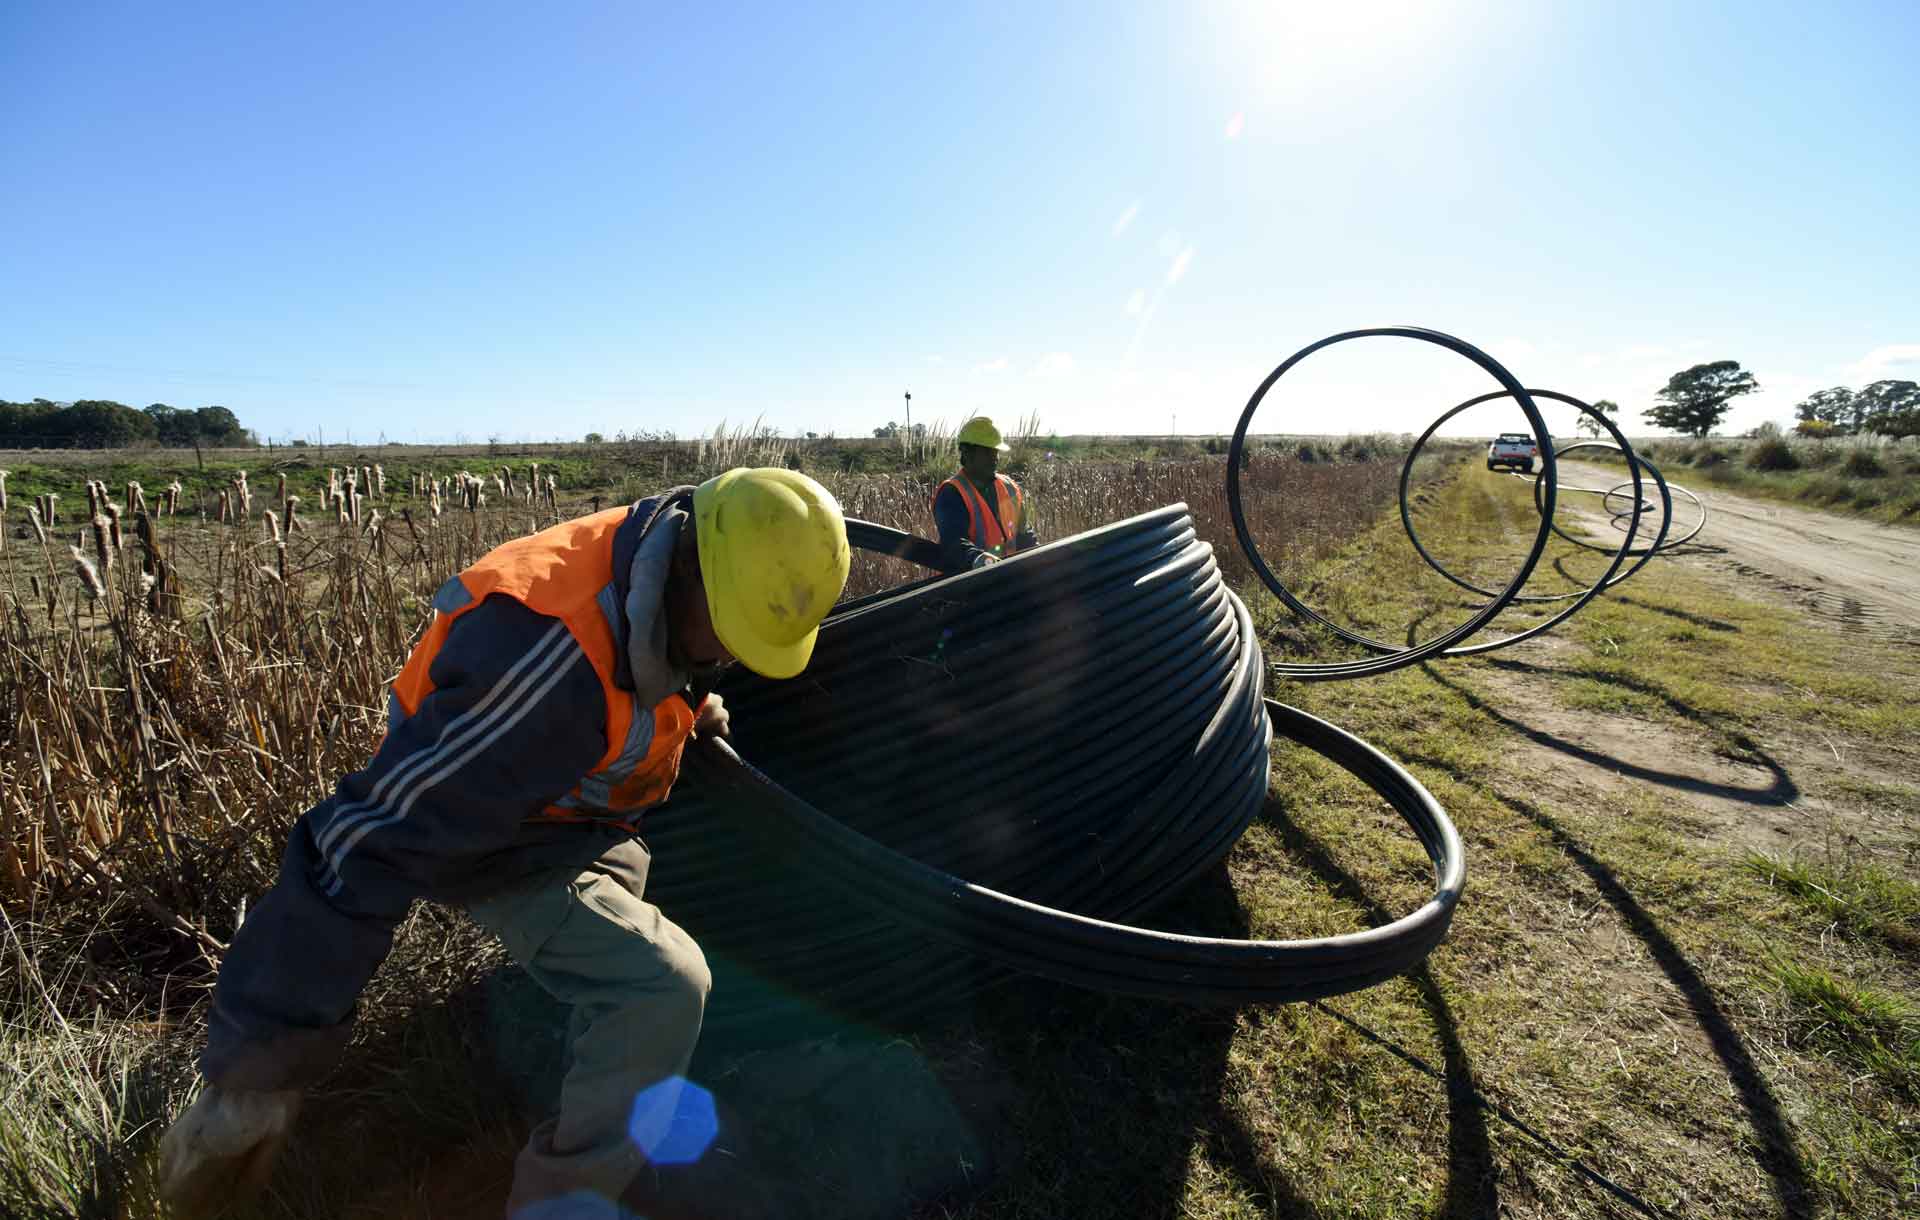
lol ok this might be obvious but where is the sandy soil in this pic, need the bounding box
[1461,464,1920,862]
[1558,459,1920,641]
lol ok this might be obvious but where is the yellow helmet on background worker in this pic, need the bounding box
[956,415,1011,452]
[693,467,850,679]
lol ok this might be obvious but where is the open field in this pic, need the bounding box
[4,445,1917,1218]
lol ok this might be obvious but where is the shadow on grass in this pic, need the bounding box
[253,984,523,1219]
[921,861,1331,1220]
[1435,661,1800,807]
[1493,786,1813,1219]
[469,863,1319,1220]
[1609,595,1741,633]
[1259,800,1497,1220]
[1546,553,1741,634]
[1391,741,1814,1220]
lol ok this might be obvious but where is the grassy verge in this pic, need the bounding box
[1588,436,1920,523]
[1190,462,1919,1218]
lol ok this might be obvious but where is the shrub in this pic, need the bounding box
[1802,474,1851,505]
[1803,441,1843,467]
[1747,437,1799,471]
[1842,449,1886,478]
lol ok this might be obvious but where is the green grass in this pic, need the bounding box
[1769,959,1920,1098]
[1207,459,1920,1218]
[1744,852,1920,956]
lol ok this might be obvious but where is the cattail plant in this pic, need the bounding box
[276,472,287,504]
[70,545,106,602]
[29,503,49,546]
[133,509,180,617]
[105,503,124,553]
[284,494,302,533]
[263,509,282,544]
[0,468,9,514]
[90,515,112,571]
[217,490,231,524]
[126,480,147,515]
[373,464,385,498]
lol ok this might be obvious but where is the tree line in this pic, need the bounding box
[1791,380,1920,439]
[1599,361,1917,439]
[0,399,255,449]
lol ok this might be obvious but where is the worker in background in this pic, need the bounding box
[931,415,1037,571]
[158,467,850,1220]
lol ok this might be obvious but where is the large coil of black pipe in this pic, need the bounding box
[640,504,1463,1036]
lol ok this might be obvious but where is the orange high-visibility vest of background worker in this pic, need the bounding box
[931,415,1038,570]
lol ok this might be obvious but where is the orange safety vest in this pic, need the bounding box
[389,504,696,831]
[933,473,1025,554]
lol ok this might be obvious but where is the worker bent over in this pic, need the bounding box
[159,467,850,1219]
[931,415,1037,570]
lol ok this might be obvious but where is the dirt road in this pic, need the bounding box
[1559,459,1920,640]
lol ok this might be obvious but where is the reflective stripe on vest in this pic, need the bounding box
[388,503,695,831]
[932,474,1024,552]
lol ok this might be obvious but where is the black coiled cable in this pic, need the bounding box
[646,505,1464,1034]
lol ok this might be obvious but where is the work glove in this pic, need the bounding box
[970,552,1000,569]
[693,691,730,739]
[158,1084,302,1218]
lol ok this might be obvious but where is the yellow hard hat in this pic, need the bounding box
[694,467,850,679]
[956,415,1010,452]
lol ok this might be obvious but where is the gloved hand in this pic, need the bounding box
[694,691,730,739]
[970,552,1000,569]
[158,1084,302,1219]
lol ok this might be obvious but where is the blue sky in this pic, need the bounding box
[2,1,1915,443]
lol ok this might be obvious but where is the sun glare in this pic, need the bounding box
[1221,0,1464,104]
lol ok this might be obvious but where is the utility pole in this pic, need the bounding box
[904,390,912,457]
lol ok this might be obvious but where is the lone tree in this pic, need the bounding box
[1575,398,1620,438]
[1645,360,1758,437]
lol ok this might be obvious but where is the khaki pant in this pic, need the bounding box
[467,844,710,1217]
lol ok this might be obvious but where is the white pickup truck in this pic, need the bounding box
[1486,432,1539,473]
